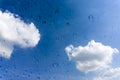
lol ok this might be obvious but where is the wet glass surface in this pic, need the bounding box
[0,0,120,80]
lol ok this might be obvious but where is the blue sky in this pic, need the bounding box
[0,0,120,80]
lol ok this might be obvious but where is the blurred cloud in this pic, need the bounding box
[0,10,40,59]
[94,68,120,80]
[65,40,119,73]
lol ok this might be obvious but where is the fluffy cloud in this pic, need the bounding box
[65,40,119,73]
[0,10,40,58]
[94,68,120,80]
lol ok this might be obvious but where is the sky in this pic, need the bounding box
[0,0,120,80]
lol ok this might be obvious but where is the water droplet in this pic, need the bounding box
[88,15,94,22]
[42,20,47,24]
[52,63,59,67]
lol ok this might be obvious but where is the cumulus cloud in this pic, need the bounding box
[65,40,119,73]
[0,10,40,58]
[94,68,120,80]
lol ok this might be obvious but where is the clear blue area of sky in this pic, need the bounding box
[0,0,120,80]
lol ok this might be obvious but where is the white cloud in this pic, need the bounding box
[94,68,120,80]
[65,40,119,73]
[0,10,40,59]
